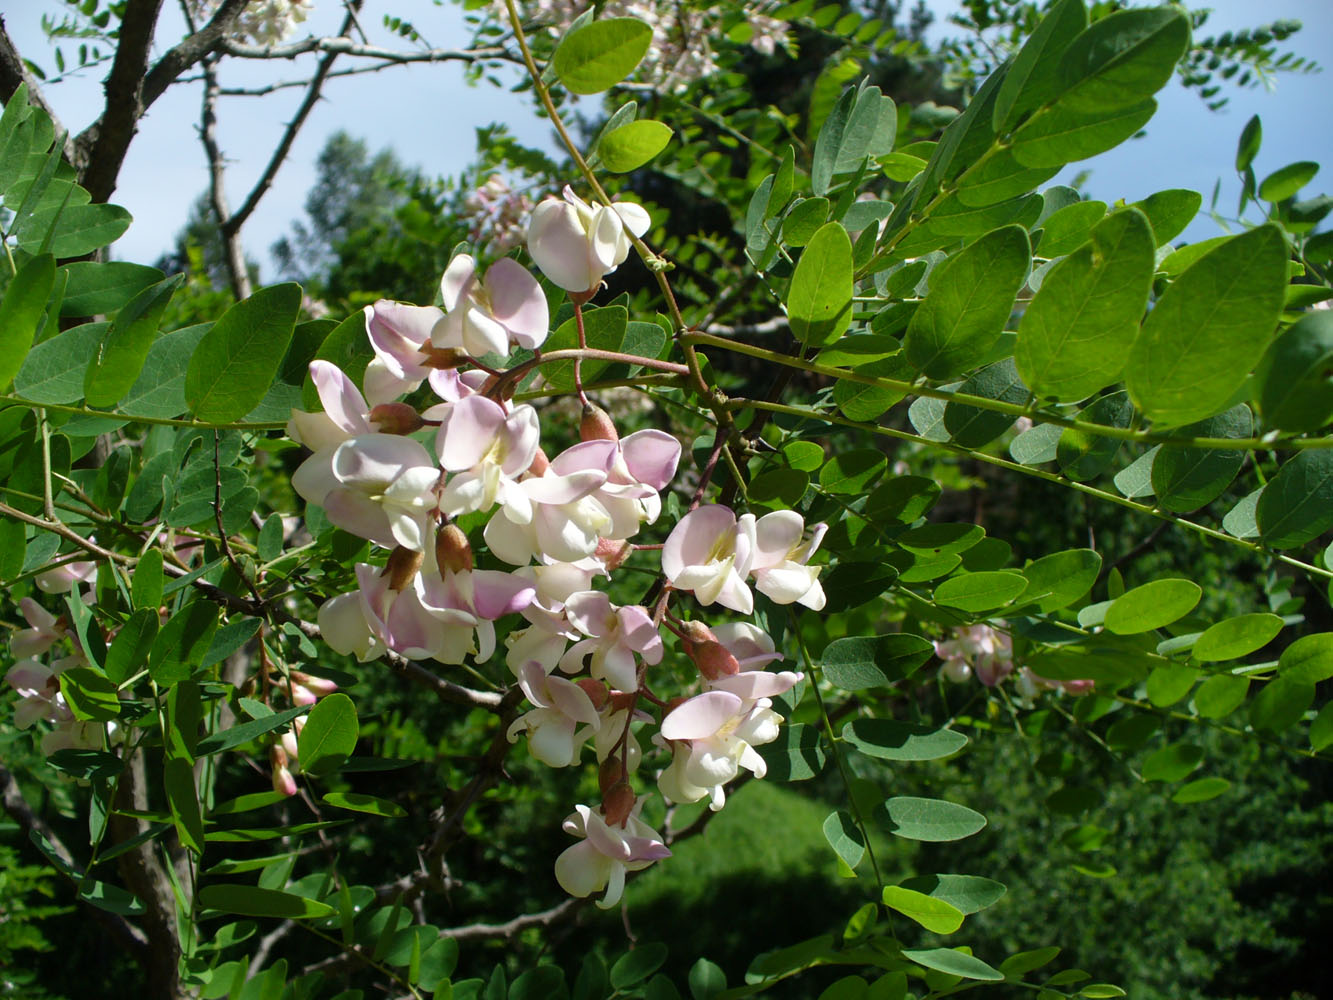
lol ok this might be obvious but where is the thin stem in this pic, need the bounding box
[572,301,590,407]
[741,398,1333,582]
[0,394,288,430]
[685,331,1333,453]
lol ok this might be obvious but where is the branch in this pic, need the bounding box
[439,897,584,942]
[74,0,166,202]
[0,16,76,162]
[223,2,362,237]
[219,35,509,64]
[197,55,252,299]
[0,764,151,958]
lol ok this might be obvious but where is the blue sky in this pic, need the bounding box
[5,0,1330,274]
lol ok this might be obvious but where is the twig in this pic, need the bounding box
[198,56,253,298]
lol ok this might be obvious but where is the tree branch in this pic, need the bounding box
[223,2,362,237]
[74,0,166,202]
[219,35,509,64]
[439,897,585,942]
[197,54,252,299]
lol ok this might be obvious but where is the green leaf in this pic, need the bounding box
[1277,633,1333,684]
[1017,209,1154,402]
[1000,947,1061,977]
[822,810,865,870]
[104,607,158,685]
[1258,161,1318,203]
[185,283,301,422]
[898,874,1007,915]
[756,723,826,780]
[16,202,132,257]
[298,693,359,776]
[610,942,667,989]
[1309,702,1333,752]
[811,86,855,197]
[1018,548,1101,612]
[1255,309,1333,433]
[1056,391,1133,481]
[842,719,967,761]
[149,599,219,685]
[1103,579,1200,635]
[817,448,885,494]
[822,634,934,690]
[117,322,210,419]
[12,320,102,403]
[1249,677,1313,732]
[79,879,146,916]
[902,948,1003,982]
[1126,224,1287,428]
[881,886,965,934]
[198,884,334,920]
[1256,449,1333,549]
[1222,486,1263,539]
[1193,674,1248,719]
[1011,99,1156,169]
[322,792,407,818]
[1055,7,1189,113]
[302,312,373,409]
[992,0,1088,131]
[782,197,830,246]
[1034,199,1105,257]
[1129,189,1201,245]
[955,150,1059,208]
[58,667,120,721]
[1192,613,1283,662]
[1010,421,1062,465]
[196,704,309,757]
[1141,742,1203,782]
[598,119,673,172]
[164,755,205,854]
[1149,404,1251,512]
[943,358,1029,448]
[83,274,183,407]
[60,261,164,316]
[879,796,987,842]
[904,225,1030,379]
[1171,778,1230,804]
[788,223,853,347]
[1145,664,1196,707]
[0,252,55,391]
[933,571,1028,613]
[688,958,726,1000]
[131,548,164,610]
[1235,115,1262,172]
[553,18,652,95]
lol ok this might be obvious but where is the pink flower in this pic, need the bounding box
[10,599,66,659]
[661,505,757,614]
[553,802,669,908]
[507,661,601,768]
[527,186,651,294]
[435,254,549,356]
[558,591,662,692]
[364,300,441,396]
[748,511,827,610]
[35,560,96,594]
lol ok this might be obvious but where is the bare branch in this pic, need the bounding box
[224,2,363,237]
[439,897,585,942]
[198,55,252,299]
[220,35,509,65]
[0,16,76,162]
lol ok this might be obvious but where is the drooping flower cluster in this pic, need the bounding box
[4,598,113,756]
[463,175,536,257]
[936,623,1093,699]
[268,670,340,796]
[508,0,789,92]
[283,202,824,906]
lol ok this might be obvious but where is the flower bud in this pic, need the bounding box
[270,745,297,797]
[382,545,424,592]
[677,620,718,647]
[368,402,424,435]
[601,779,636,827]
[435,523,474,575]
[290,671,337,697]
[527,447,550,476]
[689,639,740,680]
[594,537,632,572]
[609,690,638,711]
[421,345,468,369]
[576,677,610,712]
[579,403,619,443]
[598,756,623,795]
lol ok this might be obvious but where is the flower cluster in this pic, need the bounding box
[936,623,1093,699]
[463,175,536,257]
[4,598,112,756]
[268,670,340,796]
[283,195,823,906]
[188,0,314,45]
[509,0,789,92]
